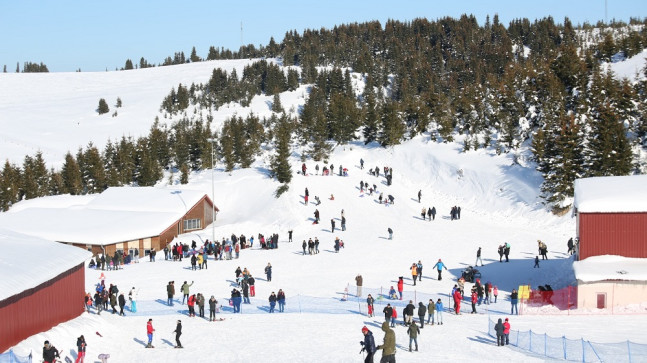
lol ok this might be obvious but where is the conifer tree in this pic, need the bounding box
[272,92,283,113]
[62,152,83,195]
[82,143,107,194]
[0,160,21,211]
[587,102,633,176]
[190,46,201,62]
[270,114,293,184]
[98,98,110,115]
[21,152,49,199]
[219,121,236,172]
[48,169,64,195]
[378,100,405,147]
[135,138,163,186]
[179,163,189,184]
[124,59,134,70]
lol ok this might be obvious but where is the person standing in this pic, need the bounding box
[366,294,375,317]
[453,288,462,315]
[197,293,206,317]
[410,263,418,286]
[475,247,483,267]
[376,322,396,363]
[417,302,427,328]
[42,341,60,363]
[387,227,393,240]
[355,274,363,297]
[493,285,499,303]
[495,318,505,346]
[129,287,138,312]
[118,292,126,316]
[383,303,393,323]
[534,256,540,268]
[248,275,256,297]
[341,215,346,231]
[173,320,183,348]
[265,263,272,281]
[146,319,155,348]
[416,261,423,282]
[427,299,435,325]
[360,326,376,363]
[407,322,420,352]
[242,280,250,304]
[75,336,86,363]
[435,298,444,325]
[208,295,218,321]
[430,206,436,220]
[397,277,404,300]
[360,158,364,169]
[277,289,286,312]
[404,300,415,326]
[432,259,448,281]
[503,318,511,345]
[331,219,335,233]
[181,281,193,305]
[504,243,511,262]
[471,288,478,314]
[510,289,519,315]
[288,229,293,243]
[268,292,277,313]
[417,189,421,203]
[302,240,307,255]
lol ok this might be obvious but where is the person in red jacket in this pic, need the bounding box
[503,318,511,345]
[471,288,478,314]
[397,277,404,300]
[453,288,462,314]
[187,294,196,317]
[146,319,155,348]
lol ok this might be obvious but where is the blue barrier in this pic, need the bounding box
[0,350,31,363]
[488,318,647,362]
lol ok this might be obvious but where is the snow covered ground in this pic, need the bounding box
[2,55,647,362]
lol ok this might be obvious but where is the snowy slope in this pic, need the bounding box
[2,56,647,362]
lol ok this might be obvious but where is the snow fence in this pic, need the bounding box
[487,318,647,362]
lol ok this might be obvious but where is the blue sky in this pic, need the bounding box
[1,0,645,72]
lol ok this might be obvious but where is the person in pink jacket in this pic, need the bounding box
[493,286,499,303]
[503,318,511,345]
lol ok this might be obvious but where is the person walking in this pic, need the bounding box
[407,322,420,352]
[495,318,505,346]
[355,274,363,297]
[42,341,60,363]
[510,289,519,315]
[475,247,483,267]
[173,320,182,348]
[208,296,218,321]
[432,259,448,281]
[74,335,87,363]
[302,240,307,255]
[146,319,155,348]
[376,322,396,363]
[360,326,376,363]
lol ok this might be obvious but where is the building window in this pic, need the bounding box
[184,218,201,231]
[596,293,606,309]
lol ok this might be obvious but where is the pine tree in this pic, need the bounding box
[135,138,163,186]
[98,98,110,115]
[179,163,190,184]
[272,92,283,113]
[219,121,236,172]
[587,102,633,176]
[0,160,21,211]
[82,143,107,193]
[48,169,64,195]
[190,46,201,62]
[116,97,122,108]
[21,151,49,199]
[62,152,83,194]
[378,100,405,147]
[270,115,293,184]
[124,59,134,70]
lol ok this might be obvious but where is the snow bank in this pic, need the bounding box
[573,255,647,282]
[574,175,647,213]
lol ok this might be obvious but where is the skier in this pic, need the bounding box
[42,341,60,363]
[75,335,86,363]
[146,319,155,348]
[360,326,376,363]
[173,320,182,348]
[407,322,420,352]
[376,322,396,363]
[475,247,483,267]
[495,318,505,346]
[432,259,448,281]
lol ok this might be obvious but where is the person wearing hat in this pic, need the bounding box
[43,340,60,363]
[503,318,511,345]
[173,320,183,348]
[494,318,505,346]
[376,321,396,363]
[359,325,376,363]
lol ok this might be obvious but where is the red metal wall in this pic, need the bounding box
[0,263,86,353]
[579,212,647,259]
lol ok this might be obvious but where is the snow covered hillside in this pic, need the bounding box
[2,57,647,362]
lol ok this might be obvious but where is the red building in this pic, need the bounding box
[574,175,647,260]
[0,230,91,353]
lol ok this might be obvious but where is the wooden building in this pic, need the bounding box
[0,229,91,353]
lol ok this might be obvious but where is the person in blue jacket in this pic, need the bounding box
[432,259,448,281]
[435,298,444,325]
[360,325,376,363]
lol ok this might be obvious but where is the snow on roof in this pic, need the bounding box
[0,187,210,245]
[574,175,647,213]
[573,255,647,283]
[0,228,91,301]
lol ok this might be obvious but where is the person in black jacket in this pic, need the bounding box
[208,296,218,321]
[76,335,87,363]
[268,292,277,313]
[404,300,415,326]
[174,320,182,348]
[118,292,126,316]
[494,318,505,346]
[42,341,59,363]
[383,304,393,323]
[417,302,427,328]
[360,326,376,363]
